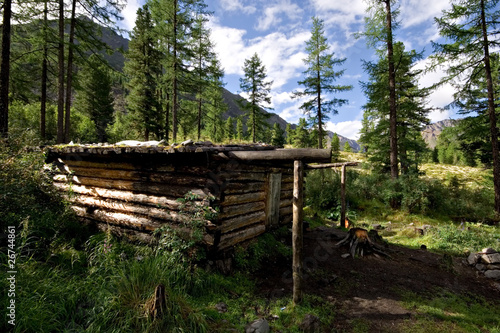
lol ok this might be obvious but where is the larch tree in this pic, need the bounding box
[124,5,162,140]
[359,42,430,174]
[74,54,114,142]
[0,0,12,139]
[239,52,272,143]
[362,0,399,179]
[293,17,352,149]
[431,0,500,214]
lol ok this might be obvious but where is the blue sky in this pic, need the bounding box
[120,0,459,140]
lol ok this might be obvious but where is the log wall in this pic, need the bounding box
[46,145,330,252]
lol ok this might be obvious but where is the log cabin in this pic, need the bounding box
[45,143,330,253]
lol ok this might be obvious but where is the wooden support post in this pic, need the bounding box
[293,160,304,305]
[340,164,346,228]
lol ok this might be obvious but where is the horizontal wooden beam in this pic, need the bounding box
[226,148,331,162]
[305,162,359,169]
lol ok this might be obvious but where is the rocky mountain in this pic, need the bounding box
[421,119,459,148]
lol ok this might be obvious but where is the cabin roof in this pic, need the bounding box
[46,143,331,163]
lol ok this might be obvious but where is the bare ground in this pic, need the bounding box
[254,226,500,332]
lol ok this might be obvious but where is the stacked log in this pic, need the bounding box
[46,144,330,252]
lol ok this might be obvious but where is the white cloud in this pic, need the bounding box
[209,19,310,90]
[120,0,142,33]
[399,0,451,28]
[326,120,363,140]
[219,0,256,14]
[256,0,302,31]
[414,58,455,110]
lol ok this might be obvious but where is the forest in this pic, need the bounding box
[1,0,500,332]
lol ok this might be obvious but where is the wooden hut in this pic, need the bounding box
[45,143,330,252]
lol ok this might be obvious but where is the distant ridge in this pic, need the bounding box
[421,119,459,149]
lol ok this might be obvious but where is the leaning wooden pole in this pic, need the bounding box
[340,164,347,228]
[293,160,304,305]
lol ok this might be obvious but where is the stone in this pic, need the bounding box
[480,253,500,264]
[486,264,500,270]
[467,252,478,266]
[341,253,350,259]
[475,264,486,271]
[484,270,500,280]
[245,318,270,333]
[215,302,228,313]
[481,248,497,254]
[372,224,382,230]
[299,314,321,333]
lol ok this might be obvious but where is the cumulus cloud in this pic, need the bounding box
[326,120,363,140]
[209,20,309,90]
[399,0,451,28]
[120,0,142,33]
[256,0,302,31]
[219,0,256,14]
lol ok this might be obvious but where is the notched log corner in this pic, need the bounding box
[335,228,391,259]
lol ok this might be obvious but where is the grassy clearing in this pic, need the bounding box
[2,142,500,332]
[399,290,500,333]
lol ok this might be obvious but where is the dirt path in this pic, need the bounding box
[255,226,500,332]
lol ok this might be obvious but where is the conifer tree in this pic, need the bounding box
[203,58,226,142]
[293,17,352,149]
[124,5,162,140]
[331,133,340,161]
[360,42,430,174]
[236,117,244,141]
[225,116,234,141]
[293,118,311,148]
[271,123,286,147]
[432,0,500,213]
[239,53,272,143]
[285,123,293,145]
[74,55,114,142]
[0,0,12,139]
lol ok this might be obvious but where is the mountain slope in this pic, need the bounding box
[421,119,458,148]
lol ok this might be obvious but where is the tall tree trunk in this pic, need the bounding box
[56,0,65,143]
[64,0,77,143]
[40,0,48,140]
[317,64,323,149]
[385,0,399,180]
[172,0,178,142]
[197,54,202,140]
[480,0,500,215]
[0,0,12,139]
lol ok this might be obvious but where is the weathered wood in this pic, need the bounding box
[52,182,186,209]
[219,211,266,233]
[70,195,217,230]
[227,148,330,162]
[266,173,282,228]
[221,191,266,206]
[279,206,293,217]
[293,160,304,305]
[218,201,266,219]
[222,182,266,194]
[217,224,266,250]
[73,206,214,245]
[53,175,208,198]
[341,164,347,228]
[280,214,293,225]
[279,198,293,208]
[86,218,157,244]
[305,162,359,169]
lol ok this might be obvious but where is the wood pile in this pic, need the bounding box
[45,142,330,252]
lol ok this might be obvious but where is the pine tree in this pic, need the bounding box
[343,141,352,152]
[74,55,114,142]
[225,116,234,141]
[362,0,399,179]
[0,0,12,139]
[239,53,272,143]
[271,123,286,147]
[331,133,340,161]
[203,58,227,143]
[124,5,162,140]
[293,118,311,148]
[236,117,244,141]
[293,17,352,149]
[285,123,293,145]
[432,0,500,213]
[360,42,430,174]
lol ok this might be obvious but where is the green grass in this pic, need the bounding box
[399,290,500,333]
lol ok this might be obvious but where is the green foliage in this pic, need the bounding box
[331,133,340,161]
[271,122,286,147]
[401,290,500,333]
[224,116,235,141]
[239,52,273,143]
[343,141,352,152]
[434,126,468,165]
[74,54,115,142]
[293,118,313,148]
[233,227,291,272]
[292,17,352,149]
[9,101,57,142]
